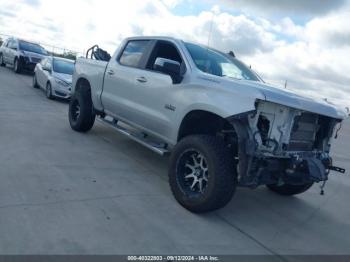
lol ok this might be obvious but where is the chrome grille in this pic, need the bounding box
[288,113,319,151]
[30,57,41,63]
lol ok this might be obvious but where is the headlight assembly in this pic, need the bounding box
[54,78,69,87]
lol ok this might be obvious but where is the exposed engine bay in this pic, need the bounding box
[229,101,345,189]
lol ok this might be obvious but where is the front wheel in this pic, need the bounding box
[169,135,237,213]
[266,183,314,196]
[14,58,21,73]
[46,83,54,99]
[69,89,96,132]
[33,74,39,88]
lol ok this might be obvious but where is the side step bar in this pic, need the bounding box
[97,117,170,156]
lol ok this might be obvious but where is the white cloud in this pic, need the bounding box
[218,0,347,15]
[160,0,183,8]
[0,0,349,108]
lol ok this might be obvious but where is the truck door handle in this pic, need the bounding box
[107,69,115,75]
[136,76,147,83]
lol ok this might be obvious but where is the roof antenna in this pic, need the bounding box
[207,11,215,48]
[204,11,215,73]
[284,80,288,89]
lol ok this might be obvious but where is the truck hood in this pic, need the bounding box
[224,78,347,120]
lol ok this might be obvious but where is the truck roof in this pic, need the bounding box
[125,36,182,42]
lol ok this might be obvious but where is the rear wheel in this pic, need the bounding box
[266,183,314,196]
[69,88,96,132]
[0,54,5,66]
[169,135,237,213]
[14,58,21,73]
[46,83,54,100]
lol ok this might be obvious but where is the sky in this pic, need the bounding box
[0,0,350,109]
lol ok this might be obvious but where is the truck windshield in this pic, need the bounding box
[53,59,75,75]
[18,41,48,55]
[185,42,261,82]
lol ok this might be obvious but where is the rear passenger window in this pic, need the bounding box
[119,40,150,68]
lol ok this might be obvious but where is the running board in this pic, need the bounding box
[97,117,170,156]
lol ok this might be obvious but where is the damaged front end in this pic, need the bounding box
[227,101,345,189]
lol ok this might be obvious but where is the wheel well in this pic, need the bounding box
[177,110,235,142]
[75,78,91,94]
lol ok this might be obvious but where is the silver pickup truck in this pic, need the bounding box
[69,36,347,213]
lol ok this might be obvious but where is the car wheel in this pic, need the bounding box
[0,54,5,67]
[69,88,96,132]
[169,135,237,213]
[266,183,314,196]
[14,58,21,73]
[46,83,54,100]
[33,74,39,88]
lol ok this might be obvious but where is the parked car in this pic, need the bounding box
[33,56,74,99]
[69,36,347,213]
[0,37,48,73]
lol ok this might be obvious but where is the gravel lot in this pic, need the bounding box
[0,65,350,256]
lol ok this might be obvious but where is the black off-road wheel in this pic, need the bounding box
[69,89,96,132]
[169,135,237,213]
[266,183,314,196]
[0,54,5,67]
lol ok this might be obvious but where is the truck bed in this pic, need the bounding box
[73,57,109,111]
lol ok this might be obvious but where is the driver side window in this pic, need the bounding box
[146,41,184,72]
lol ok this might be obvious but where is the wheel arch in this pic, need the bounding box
[75,77,92,94]
[177,110,235,142]
[177,109,256,180]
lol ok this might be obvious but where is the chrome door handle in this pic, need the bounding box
[136,76,147,83]
[107,69,115,75]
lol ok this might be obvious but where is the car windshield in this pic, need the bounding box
[18,41,47,55]
[185,42,261,82]
[53,59,75,75]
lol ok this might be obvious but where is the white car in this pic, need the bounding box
[33,56,74,99]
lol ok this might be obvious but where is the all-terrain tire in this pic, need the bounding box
[69,88,96,132]
[169,135,237,213]
[0,53,5,67]
[266,183,314,196]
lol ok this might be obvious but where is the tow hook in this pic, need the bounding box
[320,181,327,196]
[319,166,346,196]
[329,166,346,174]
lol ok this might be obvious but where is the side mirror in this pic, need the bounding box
[11,47,17,51]
[153,57,183,84]
[43,66,51,73]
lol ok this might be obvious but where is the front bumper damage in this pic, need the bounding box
[227,101,346,189]
[238,150,344,188]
